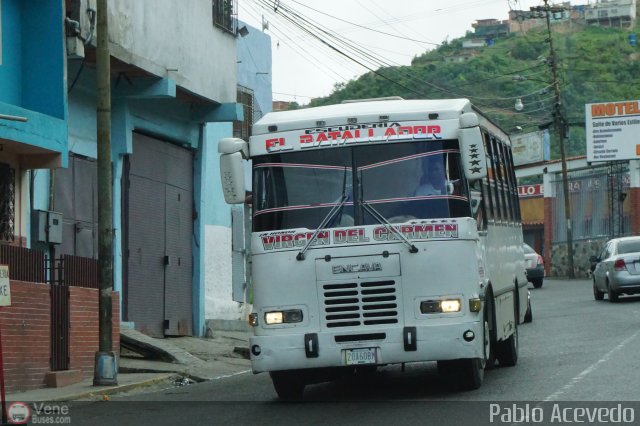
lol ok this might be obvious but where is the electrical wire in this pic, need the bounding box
[249,0,559,122]
[242,2,356,87]
[289,0,441,46]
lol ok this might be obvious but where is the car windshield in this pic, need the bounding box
[523,244,535,254]
[252,140,471,232]
[617,240,640,255]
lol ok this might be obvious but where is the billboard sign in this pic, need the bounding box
[586,100,640,162]
[511,131,546,166]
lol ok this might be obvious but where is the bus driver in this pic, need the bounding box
[415,157,447,196]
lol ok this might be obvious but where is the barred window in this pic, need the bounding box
[212,0,237,34]
[0,163,15,242]
[233,86,254,140]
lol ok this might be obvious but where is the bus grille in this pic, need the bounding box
[322,280,398,328]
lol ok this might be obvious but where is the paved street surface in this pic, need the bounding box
[54,279,640,425]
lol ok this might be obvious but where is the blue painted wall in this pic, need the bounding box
[236,21,273,120]
[0,0,65,119]
[202,123,234,228]
[0,0,67,164]
[0,0,22,105]
[199,22,272,228]
[66,65,235,336]
[21,0,65,119]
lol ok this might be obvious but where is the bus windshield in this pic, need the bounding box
[252,140,471,233]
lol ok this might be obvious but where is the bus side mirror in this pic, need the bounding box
[219,137,249,157]
[459,113,487,183]
[220,152,246,204]
[219,138,249,204]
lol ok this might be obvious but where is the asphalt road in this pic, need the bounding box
[66,278,640,425]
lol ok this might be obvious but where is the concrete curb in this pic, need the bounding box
[45,373,179,402]
[119,366,208,383]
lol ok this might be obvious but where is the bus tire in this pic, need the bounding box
[438,359,483,391]
[484,288,497,370]
[496,323,518,367]
[270,371,305,400]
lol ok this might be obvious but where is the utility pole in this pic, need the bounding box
[539,0,575,278]
[94,0,117,385]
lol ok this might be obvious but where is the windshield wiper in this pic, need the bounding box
[360,201,418,254]
[297,167,349,261]
[296,194,348,261]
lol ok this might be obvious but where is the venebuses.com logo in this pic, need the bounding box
[7,402,31,424]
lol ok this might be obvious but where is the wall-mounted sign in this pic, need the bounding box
[0,265,11,307]
[518,184,543,198]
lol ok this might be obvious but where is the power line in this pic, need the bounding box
[289,0,441,46]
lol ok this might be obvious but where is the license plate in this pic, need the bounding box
[344,348,377,365]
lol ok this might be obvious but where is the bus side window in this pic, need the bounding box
[470,183,487,231]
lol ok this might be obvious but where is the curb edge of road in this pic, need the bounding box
[48,373,180,402]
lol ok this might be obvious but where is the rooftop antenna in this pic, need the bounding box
[262,15,270,32]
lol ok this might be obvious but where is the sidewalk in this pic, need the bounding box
[6,330,251,402]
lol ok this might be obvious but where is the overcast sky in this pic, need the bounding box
[238,0,589,104]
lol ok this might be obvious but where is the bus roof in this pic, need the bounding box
[254,98,474,135]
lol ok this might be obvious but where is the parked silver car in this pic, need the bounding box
[591,236,640,302]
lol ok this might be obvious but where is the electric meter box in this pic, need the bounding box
[32,210,63,245]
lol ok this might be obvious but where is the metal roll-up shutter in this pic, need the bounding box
[126,133,193,337]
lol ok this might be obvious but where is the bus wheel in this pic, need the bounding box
[438,359,483,391]
[484,291,496,369]
[270,371,305,400]
[496,324,518,367]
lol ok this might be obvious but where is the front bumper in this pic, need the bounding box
[249,322,483,373]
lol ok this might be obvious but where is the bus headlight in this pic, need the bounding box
[441,299,461,313]
[264,309,304,325]
[420,299,462,314]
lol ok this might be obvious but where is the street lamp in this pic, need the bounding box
[514,98,524,111]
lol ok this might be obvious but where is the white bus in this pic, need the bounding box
[219,98,528,398]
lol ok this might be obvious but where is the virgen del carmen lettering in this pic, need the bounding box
[260,224,459,251]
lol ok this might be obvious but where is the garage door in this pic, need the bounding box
[54,154,98,259]
[124,132,193,337]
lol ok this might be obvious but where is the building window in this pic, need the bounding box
[0,163,15,242]
[212,0,237,34]
[234,86,254,140]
